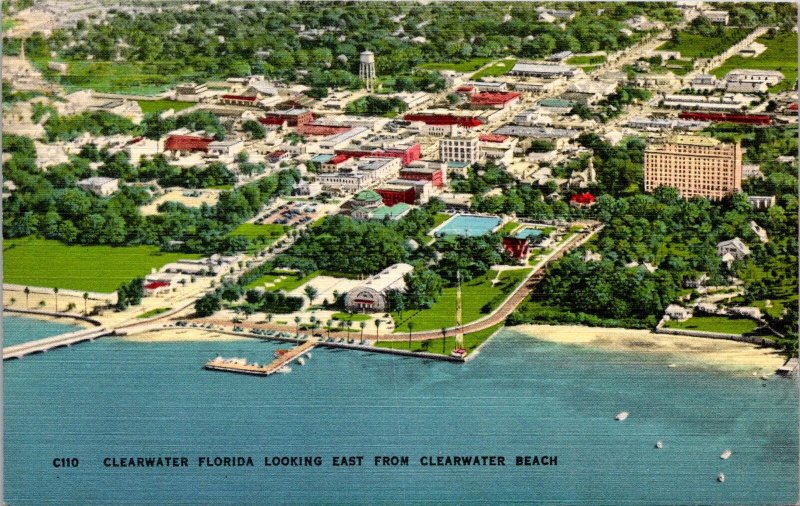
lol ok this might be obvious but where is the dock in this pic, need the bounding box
[204,340,316,376]
[777,357,799,377]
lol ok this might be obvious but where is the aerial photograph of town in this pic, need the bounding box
[1,0,798,503]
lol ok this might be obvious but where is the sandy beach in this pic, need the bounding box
[120,328,250,343]
[511,324,787,373]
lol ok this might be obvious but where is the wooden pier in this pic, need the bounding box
[204,340,316,376]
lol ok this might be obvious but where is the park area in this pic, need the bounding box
[658,28,749,58]
[711,32,798,92]
[391,268,532,333]
[2,237,199,292]
[418,58,493,73]
[139,189,221,216]
[663,315,758,335]
[137,100,195,115]
[244,269,320,292]
[376,323,503,356]
[227,223,288,252]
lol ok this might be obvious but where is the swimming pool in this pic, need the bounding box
[515,227,544,240]
[433,214,502,237]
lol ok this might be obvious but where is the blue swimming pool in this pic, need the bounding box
[434,214,501,237]
[515,227,543,240]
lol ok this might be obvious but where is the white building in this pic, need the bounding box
[509,62,580,79]
[716,237,751,266]
[207,139,245,158]
[702,10,729,24]
[440,136,481,164]
[76,177,120,196]
[344,263,414,312]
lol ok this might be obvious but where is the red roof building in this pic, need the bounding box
[164,135,214,153]
[470,91,521,108]
[456,86,475,94]
[376,186,417,206]
[502,236,530,260]
[403,114,482,128]
[678,112,772,126]
[788,102,798,111]
[296,124,351,136]
[569,192,596,207]
[399,166,444,188]
[260,109,314,126]
[335,143,421,166]
[479,134,509,143]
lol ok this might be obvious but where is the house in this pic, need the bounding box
[292,180,322,197]
[684,273,709,289]
[689,74,718,91]
[716,237,750,266]
[164,134,214,156]
[76,177,120,196]
[747,195,776,209]
[208,139,245,158]
[344,263,414,312]
[702,10,729,24]
[665,304,691,322]
[749,221,768,243]
[741,164,763,179]
[508,62,580,79]
[174,82,208,101]
[583,250,602,262]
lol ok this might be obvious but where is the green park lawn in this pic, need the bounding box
[664,315,758,335]
[711,33,798,92]
[376,323,503,356]
[228,223,287,252]
[498,221,520,236]
[137,99,195,115]
[418,58,492,73]
[471,59,517,79]
[3,237,200,292]
[566,55,607,66]
[658,29,749,58]
[244,270,319,292]
[137,307,172,319]
[332,312,371,322]
[391,268,531,333]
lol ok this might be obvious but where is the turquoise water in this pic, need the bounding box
[3,317,798,505]
[436,214,501,237]
[2,314,84,346]
[515,227,544,240]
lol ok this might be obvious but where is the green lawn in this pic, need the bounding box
[3,237,200,292]
[137,100,195,115]
[332,312,371,322]
[653,58,694,76]
[3,18,15,31]
[244,270,319,292]
[711,33,798,93]
[391,268,531,333]
[418,58,492,73]
[498,221,520,236]
[658,29,749,58]
[228,223,287,253]
[376,323,503,356]
[471,59,517,79]
[664,315,758,335]
[137,307,172,319]
[207,184,234,190]
[566,55,607,66]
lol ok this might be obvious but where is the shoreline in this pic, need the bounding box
[508,324,787,373]
[119,328,250,343]
[3,310,94,329]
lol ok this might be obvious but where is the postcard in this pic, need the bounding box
[2,1,798,504]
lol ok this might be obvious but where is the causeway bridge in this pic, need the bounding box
[3,326,111,360]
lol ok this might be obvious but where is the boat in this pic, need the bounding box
[274,349,289,358]
[277,366,292,374]
[720,450,732,460]
[667,364,677,368]
[450,348,467,359]
[615,411,629,421]
[717,473,725,483]
[655,441,663,449]
[306,352,312,359]
[297,357,305,366]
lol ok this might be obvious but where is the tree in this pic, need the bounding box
[374,319,382,341]
[195,294,221,317]
[24,287,30,309]
[9,297,16,306]
[53,287,59,312]
[83,292,89,315]
[266,313,273,325]
[294,316,301,337]
[441,327,448,354]
[327,319,334,340]
[407,321,415,350]
[359,320,367,344]
[303,285,319,307]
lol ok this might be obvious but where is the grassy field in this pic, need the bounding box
[391,268,531,333]
[137,307,171,319]
[376,323,503,356]
[228,223,287,240]
[471,59,516,79]
[566,55,607,65]
[664,315,758,335]
[137,100,195,115]
[244,270,319,292]
[3,237,200,292]
[498,221,520,236]
[331,312,371,322]
[658,29,749,58]
[711,33,798,93]
[418,58,492,73]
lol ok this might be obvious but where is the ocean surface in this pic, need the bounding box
[4,316,798,505]
[2,315,85,347]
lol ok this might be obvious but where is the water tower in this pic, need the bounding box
[359,51,376,91]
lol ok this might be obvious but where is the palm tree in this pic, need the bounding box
[313,319,321,336]
[266,313,273,325]
[24,287,30,308]
[9,297,16,306]
[441,327,448,354]
[83,292,89,315]
[303,285,318,307]
[374,319,382,342]
[407,322,415,350]
[53,287,59,312]
[39,300,46,308]
[326,319,333,340]
[359,321,367,344]
[337,319,345,339]
[294,316,301,337]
